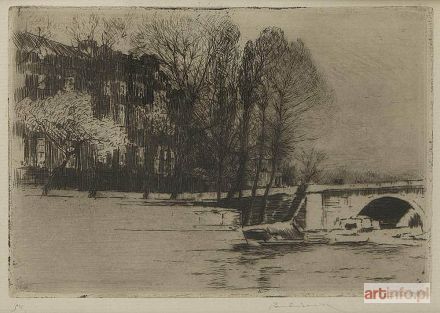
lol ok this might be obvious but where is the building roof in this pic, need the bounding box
[12,32,85,58]
[12,31,162,66]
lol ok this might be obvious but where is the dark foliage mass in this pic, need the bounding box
[13,13,332,212]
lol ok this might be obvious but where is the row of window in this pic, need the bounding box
[28,73,155,101]
[34,137,175,175]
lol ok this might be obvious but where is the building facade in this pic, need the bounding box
[11,32,175,191]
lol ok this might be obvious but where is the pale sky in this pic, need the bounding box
[11,7,432,179]
[227,7,430,178]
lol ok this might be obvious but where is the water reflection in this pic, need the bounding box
[200,242,428,296]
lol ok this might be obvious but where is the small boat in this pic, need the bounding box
[242,228,272,246]
[242,221,304,246]
[242,215,428,246]
[241,193,307,246]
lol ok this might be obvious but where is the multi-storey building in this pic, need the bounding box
[11,31,175,191]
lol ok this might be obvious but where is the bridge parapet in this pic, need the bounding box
[306,180,425,194]
[303,180,426,231]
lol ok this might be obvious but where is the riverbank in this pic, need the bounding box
[11,185,297,201]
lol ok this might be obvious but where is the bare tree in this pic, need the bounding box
[248,79,271,212]
[100,16,131,48]
[228,27,288,200]
[66,14,100,46]
[15,91,127,195]
[282,148,327,222]
[132,14,238,199]
[258,39,327,224]
[295,148,327,184]
[140,96,174,199]
[199,24,241,201]
[24,15,55,39]
[66,13,131,49]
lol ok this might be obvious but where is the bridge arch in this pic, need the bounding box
[356,195,425,230]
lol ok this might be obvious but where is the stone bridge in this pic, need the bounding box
[303,180,428,231]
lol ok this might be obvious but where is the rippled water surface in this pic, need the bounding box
[10,188,429,297]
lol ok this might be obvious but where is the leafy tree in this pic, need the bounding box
[15,91,127,195]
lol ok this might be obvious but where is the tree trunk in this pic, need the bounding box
[170,120,192,200]
[42,150,75,196]
[216,159,224,202]
[227,107,251,200]
[227,146,248,200]
[88,165,98,199]
[142,178,150,199]
[249,156,262,205]
[170,159,183,200]
[283,183,309,222]
[168,93,196,200]
[251,160,262,198]
[142,177,151,199]
[260,159,277,224]
[248,151,263,225]
[143,143,156,199]
[249,108,266,213]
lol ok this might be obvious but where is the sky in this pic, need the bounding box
[11,7,432,179]
[228,7,431,178]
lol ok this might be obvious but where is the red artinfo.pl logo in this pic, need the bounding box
[364,283,430,303]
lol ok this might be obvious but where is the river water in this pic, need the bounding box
[10,188,430,297]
